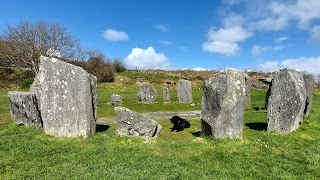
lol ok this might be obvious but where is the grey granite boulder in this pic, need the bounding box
[163,86,170,103]
[177,79,192,103]
[303,73,315,117]
[111,94,122,106]
[114,107,162,138]
[8,91,42,127]
[267,68,306,133]
[201,68,247,139]
[137,82,157,103]
[36,56,98,138]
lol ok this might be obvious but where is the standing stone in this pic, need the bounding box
[303,73,315,117]
[114,107,162,138]
[163,86,170,103]
[267,68,306,133]
[201,68,247,139]
[244,73,251,107]
[137,82,157,103]
[8,91,42,127]
[36,56,97,138]
[177,79,192,103]
[110,94,122,106]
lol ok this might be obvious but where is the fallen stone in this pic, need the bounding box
[8,91,42,127]
[303,73,315,117]
[114,107,162,138]
[36,56,97,138]
[137,82,157,103]
[267,68,306,133]
[201,68,247,139]
[110,94,122,106]
[177,79,192,103]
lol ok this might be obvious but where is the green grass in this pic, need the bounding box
[1,83,320,179]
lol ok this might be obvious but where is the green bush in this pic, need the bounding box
[20,79,34,88]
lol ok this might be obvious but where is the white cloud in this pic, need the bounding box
[202,23,251,56]
[192,67,208,71]
[124,47,171,70]
[268,0,320,29]
[251,45,285,56]
[103,29,128,41]
[154,24,168,32]
[255,16,289,31]
[310,25,320,43]
[223,0,241,5]
[257,57,320,75]
[274,36,289,44]
[203,41,240,56]
[159,40,173,45]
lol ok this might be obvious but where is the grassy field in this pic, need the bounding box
[0,76,320,179]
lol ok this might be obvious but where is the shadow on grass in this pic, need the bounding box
[245,122,268,131]
[253,107,266,111]
[191,131,203,137]
[96,124,110,133]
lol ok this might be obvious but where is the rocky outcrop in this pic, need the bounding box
[137,82,157,103]
[36,56,97,138]
[177,79,192,103]
[8,91,42,127]
[201,68,247,139]
[115,107,162,138]
[267,68,306,133]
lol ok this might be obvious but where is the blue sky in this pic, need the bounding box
[0,0,320,74]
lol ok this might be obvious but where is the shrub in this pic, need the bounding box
[86,55,115,82]
[112,58,126,72]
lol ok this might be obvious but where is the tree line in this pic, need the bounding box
[0,20,125,83]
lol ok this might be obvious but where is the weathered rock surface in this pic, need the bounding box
[201,68,247,139]
[177,79,192,103]
[36,56,97,138]
[8,91,42,127]
[137,82,157,103]
[163,86,170,103]
[267,68,306,133]
[114,107,162,138]
[110,94,122,106]
[303,73,315,117]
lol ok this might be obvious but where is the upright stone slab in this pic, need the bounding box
[110,94,122,106]
[137,82,157,103]
[163,86,170,103]
[267,68,306,133]
[201,68,246,139]
[244,73,251,107]
[177,79,192,103]
[303,73,315,117]
[8,91,42,127]
[114,107,162,138]
[37,56,97,138]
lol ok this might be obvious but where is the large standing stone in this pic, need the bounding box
[36,56,98,138]
[110,94,122,106]
[177,79,192,103]
[114,107,162,138]
[244,73,251,107]
[163,86,170,103]
[137,82,157,103]
[267,68,306,133]
[8,91,42,127]
[303,73,315,117]
[201,68,247,139]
